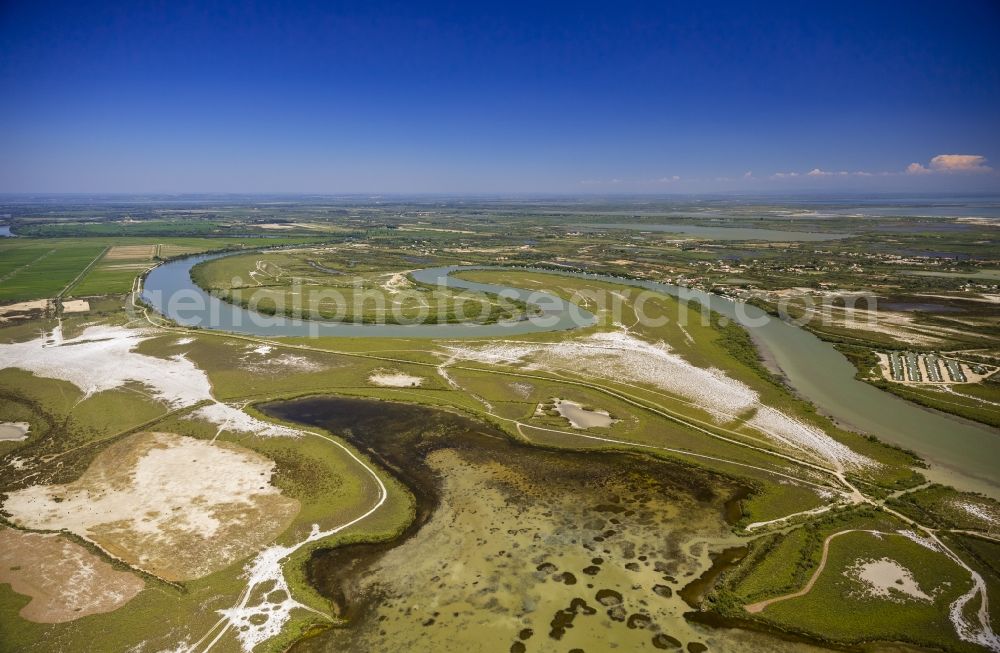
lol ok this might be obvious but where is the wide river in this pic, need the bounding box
[143,253,1000,497]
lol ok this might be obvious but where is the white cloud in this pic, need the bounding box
[929,154,991,172]
[908,154,991,175]
[580,155,994,188]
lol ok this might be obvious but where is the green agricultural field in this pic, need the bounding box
[68,244,156,296]
[0,247,51,279]
[0,242,106,302]
[0,236,334,303]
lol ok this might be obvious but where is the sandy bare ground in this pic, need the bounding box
[956,217,999,227]
[765,291,980,347]
[0,299,49,314]
[61,299,90,313]
[2,432,300,581]
[920,292,1000,305]
[0,527,144,622]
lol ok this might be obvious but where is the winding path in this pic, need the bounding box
[188,426,389,653]
[744,529,866,613]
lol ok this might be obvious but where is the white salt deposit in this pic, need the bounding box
[369,371,424,387]
[240,344,325,373]
[897,529,941,552]
[955,501,999,526]
[445,331,874,470]
[4,433,282,540]
[191,403,300,438]
[2,432,299,580]
[0,324,298,438]
[210,431,390,653]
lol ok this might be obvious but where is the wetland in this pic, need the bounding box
[262,396,832,653]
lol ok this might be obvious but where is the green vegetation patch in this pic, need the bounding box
[0,242,106,302]
[190,249,530,324]
[887,484,1000,536]
[758,529,974,651]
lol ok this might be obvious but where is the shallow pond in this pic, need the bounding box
[554,399,616,429]
[0,421,29,441]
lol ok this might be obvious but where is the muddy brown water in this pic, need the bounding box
[260,396,836,653]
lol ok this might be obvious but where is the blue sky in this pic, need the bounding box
[1,1,999,193]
